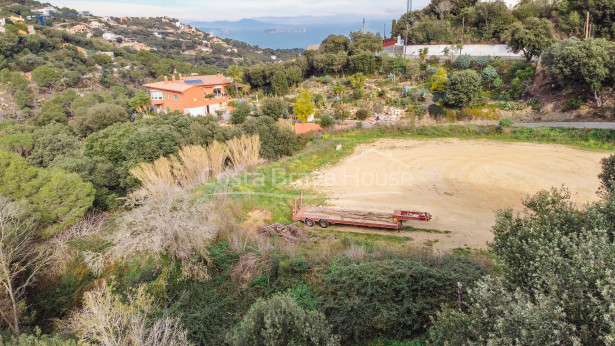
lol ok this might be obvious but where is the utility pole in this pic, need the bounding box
[384,23,386,39]
[462,17,465,43]
[405,23,409,58]
[363,18,365,34]
[407,0,412,13]
[585,11,590,40]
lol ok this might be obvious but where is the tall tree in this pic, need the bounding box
[542,38,615,107]
[0,198,49,335]
[504,17,555,61]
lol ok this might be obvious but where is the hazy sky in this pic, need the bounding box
[46,0,430,23]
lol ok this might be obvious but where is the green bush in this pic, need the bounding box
[431,188,615,344]
[260,97,287,120]
[428,104,446,119]
[562,95,583,111]
[317,257,487,344]
[426,66,438,76]
[0,151,94,237]
[71,102,129,137]
[355,108,370,120]
[446,70,482,107]
[319,113,336,128]
[226,293,339,346]
[476,56,491,68]
[481,66,499,85]
[454,55,472,69]
[232,101,252,124]
[239,116,300,160]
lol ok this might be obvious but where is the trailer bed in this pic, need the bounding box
[295,206,401,228]
[292,192,431,230]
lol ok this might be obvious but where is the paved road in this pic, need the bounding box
[338,120,615,130]
[514,122,615,129]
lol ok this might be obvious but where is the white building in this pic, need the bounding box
[90,21,104,29]
[33,6,56,16]
[102,32,117,41]
[479,0,521,9]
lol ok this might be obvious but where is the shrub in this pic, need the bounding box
[446,70,481,107]
[260,97,287,120]
[317,257,487,343]
[481,66,499,85]
[562,95,583,111]
[355,108,370,120]
[226,293,339,346]
[428,104,446,119]
[430,69,447,92]
[599,154,615,196]
[427,55,440,66]
[476,56,491,68]
[488,58,508,74]
[294,91,314,122]
[68,282,190,345]
[454,55,472,69]
[232,101,251,124]
[426,66,438,76]
[319,113,335,128]
[107,189,217,280]
[31,65,60,90]
[0,151,94,237]
[240,116,300,160]
[431,188,615,344]
[71,103,129,137]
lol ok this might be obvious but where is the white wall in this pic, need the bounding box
[402,44,525,60]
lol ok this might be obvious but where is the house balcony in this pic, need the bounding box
[151,98,164,105]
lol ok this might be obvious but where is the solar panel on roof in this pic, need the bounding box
[184,79,203,85]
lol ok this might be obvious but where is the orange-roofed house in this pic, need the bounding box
[143,73,232,116]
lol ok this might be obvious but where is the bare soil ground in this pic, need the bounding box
[294,138,607,251]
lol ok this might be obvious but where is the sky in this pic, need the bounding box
[46,0,430,23]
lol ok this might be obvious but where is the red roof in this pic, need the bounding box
[143,74,232,92]
[294,123,323,134]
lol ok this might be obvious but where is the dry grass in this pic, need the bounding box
[173,145,210,185]
[231,253,270,288]
[130,157,177,196]
[277,119,294,132]
[208,140,228,178]
[130,136,260,196]
[227,134,260,170]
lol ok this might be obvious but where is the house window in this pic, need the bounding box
[174,95,178,101]
[213,87,223,96]
[150,91,163,100]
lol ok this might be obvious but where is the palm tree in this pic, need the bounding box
[225,65,243,99]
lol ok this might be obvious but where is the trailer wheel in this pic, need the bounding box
[305,219,315,227]
[319,220,329,228]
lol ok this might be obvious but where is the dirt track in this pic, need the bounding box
[295,138,608,250]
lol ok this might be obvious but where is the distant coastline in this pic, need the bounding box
[190,19,386,50]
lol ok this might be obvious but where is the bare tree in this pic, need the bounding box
[66,282,189,346]
[435,0,454,19]
[0,198,49,335]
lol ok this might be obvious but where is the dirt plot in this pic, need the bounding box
[294,138,608,250]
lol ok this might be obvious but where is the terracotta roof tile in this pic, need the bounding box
[143,74,232,93]
[294,123,323,134]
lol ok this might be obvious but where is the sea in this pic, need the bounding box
[190,19,391,50]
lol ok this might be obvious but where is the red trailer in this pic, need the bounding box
[291,192,432,230]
